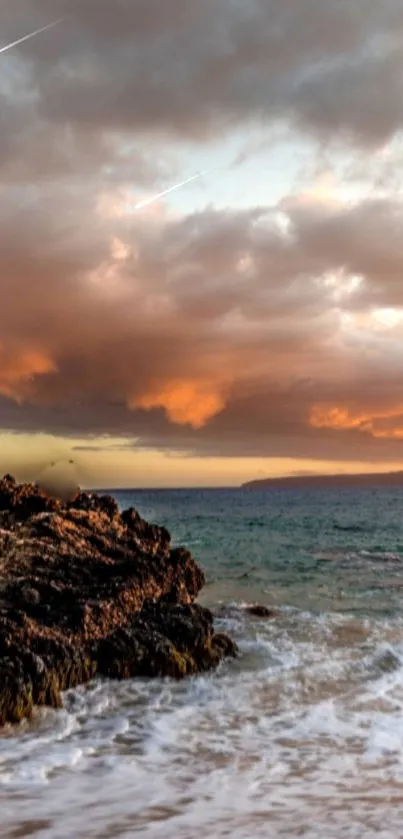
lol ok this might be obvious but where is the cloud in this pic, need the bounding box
[132,379,228,428]
[2,0,403,151]
[0,167,403,461]
[2,0,403,467]
[0,344,56,401]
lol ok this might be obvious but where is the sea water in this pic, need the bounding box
[2,487,403,837]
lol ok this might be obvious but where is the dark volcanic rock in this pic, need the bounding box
[245,604,277,619]
[0,476,237,726]
[216,603,277,620]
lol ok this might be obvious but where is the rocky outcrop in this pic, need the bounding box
[0,475,237,726]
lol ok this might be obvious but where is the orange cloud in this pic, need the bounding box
[0,346,56,402]
[310,405,403,440]
[131,379,227,428]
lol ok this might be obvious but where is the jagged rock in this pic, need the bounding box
[0,476,237,726]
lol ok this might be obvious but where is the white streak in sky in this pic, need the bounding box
[0,18,66,56]
[134,170,210,211]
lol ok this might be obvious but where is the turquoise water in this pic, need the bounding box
[3,487,403,838]
[115,487,403,615]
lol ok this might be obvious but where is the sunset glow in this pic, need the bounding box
[1,1,403,486]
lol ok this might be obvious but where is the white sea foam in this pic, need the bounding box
[2,608,403,837]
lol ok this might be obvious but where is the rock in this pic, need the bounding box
[215,603,277,620]
[0,475,60,521]
[0,476,237,726]
[245,604,276,619]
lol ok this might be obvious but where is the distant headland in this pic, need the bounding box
[242,471,403,490]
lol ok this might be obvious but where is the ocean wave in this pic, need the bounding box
[3,611,403,837]
[313,547,403,563]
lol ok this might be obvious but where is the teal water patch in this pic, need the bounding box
[114,487,403,617]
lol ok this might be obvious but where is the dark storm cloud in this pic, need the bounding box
[2,0,403,147]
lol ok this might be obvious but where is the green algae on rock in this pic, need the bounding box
[0,475,237,726]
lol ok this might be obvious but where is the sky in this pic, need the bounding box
[1,0,403,488]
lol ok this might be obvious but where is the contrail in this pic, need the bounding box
[134,170,210,211]
[0,18,66,56]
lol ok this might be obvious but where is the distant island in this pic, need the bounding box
[242,471,403,490]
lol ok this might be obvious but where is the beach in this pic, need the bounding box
[2,486,403,838]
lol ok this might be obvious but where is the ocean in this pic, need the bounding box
[3,486,403,838]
